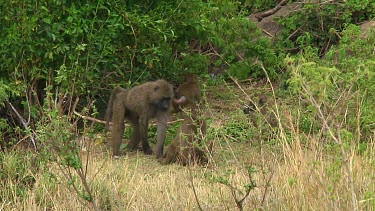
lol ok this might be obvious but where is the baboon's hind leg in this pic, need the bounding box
[127,117,141,151]
[111,101,126,157]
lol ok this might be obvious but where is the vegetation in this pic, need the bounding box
[1,0,375,210]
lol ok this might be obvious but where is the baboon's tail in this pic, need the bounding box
[104,88,117,132]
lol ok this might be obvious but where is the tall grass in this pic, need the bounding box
[1,138,374,210]
[1,79,375,210]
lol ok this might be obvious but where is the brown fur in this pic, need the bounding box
[244,94,277,128]
[159,116,208,165]
[105,79,180,158]
[172,73,202,112]
[160,74,209,165]
[173,74,207,139]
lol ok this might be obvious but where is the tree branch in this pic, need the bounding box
[6,100,37,148]
[250,0,288,20]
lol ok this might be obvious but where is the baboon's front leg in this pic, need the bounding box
[156,114,168,158]
[139,117,153,155]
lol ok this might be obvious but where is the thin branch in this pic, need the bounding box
[300,83,358,211]
[249,0,288,20]
[261,168,275,207]
[74,111,108,124]
[76,168,99,211]
[188,166,203,211]
[73,111,183,126]
[5,100,37,148]
[55,86,59,107]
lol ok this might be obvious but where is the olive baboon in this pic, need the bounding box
[105,79,182,158]
[172,73,202,112]
[159,115,208,165]
[159,74,209,165]
[243,97,261,115]
[244,94,277,128]
[173,73,207,139]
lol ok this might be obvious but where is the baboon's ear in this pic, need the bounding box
[154,85,160,91]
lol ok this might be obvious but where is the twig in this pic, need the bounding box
[301,83,358,211]
[73,111,183,126]
[76,168,99,211]
[74,111,108,124]
[188,166,203,211]
[286,28,302,41]
[249,0,288,20]
[5,100,37,148]
[260,168,275,207]
[260,28,275,38]
[240,169,256,210]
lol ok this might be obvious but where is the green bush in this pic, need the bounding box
[278,1,375,56]
[0,0,286,146]
[287,24,375,142]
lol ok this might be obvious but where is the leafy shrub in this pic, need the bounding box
[0,0,286,147]
[287,24,375,142]
[278,1,375,56]
[213,110,255,144]
[35,106,99,208]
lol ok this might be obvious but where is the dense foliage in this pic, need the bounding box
[0,0,282,147]
[278,0,375,56]
[287,24,375,142]
[1,0,375,210]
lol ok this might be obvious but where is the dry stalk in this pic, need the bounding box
[187,166,203,211]
[300,83,358,211]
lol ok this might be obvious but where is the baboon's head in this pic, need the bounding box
[258,95,268,107]
[243,101,256,114]
[184,73,198,83]
[149,80,174,112]
[171,73,201,113]
[149,79,186,112]
[244,95,269,114]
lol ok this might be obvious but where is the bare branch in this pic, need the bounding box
[73,111,183,126]
[188,166,203,211]
[300,82,358,211]
[5,100,37,148]
[250,0,288,20]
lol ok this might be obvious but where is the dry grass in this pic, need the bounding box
[4,140,374,210]
[1,82,375,210]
